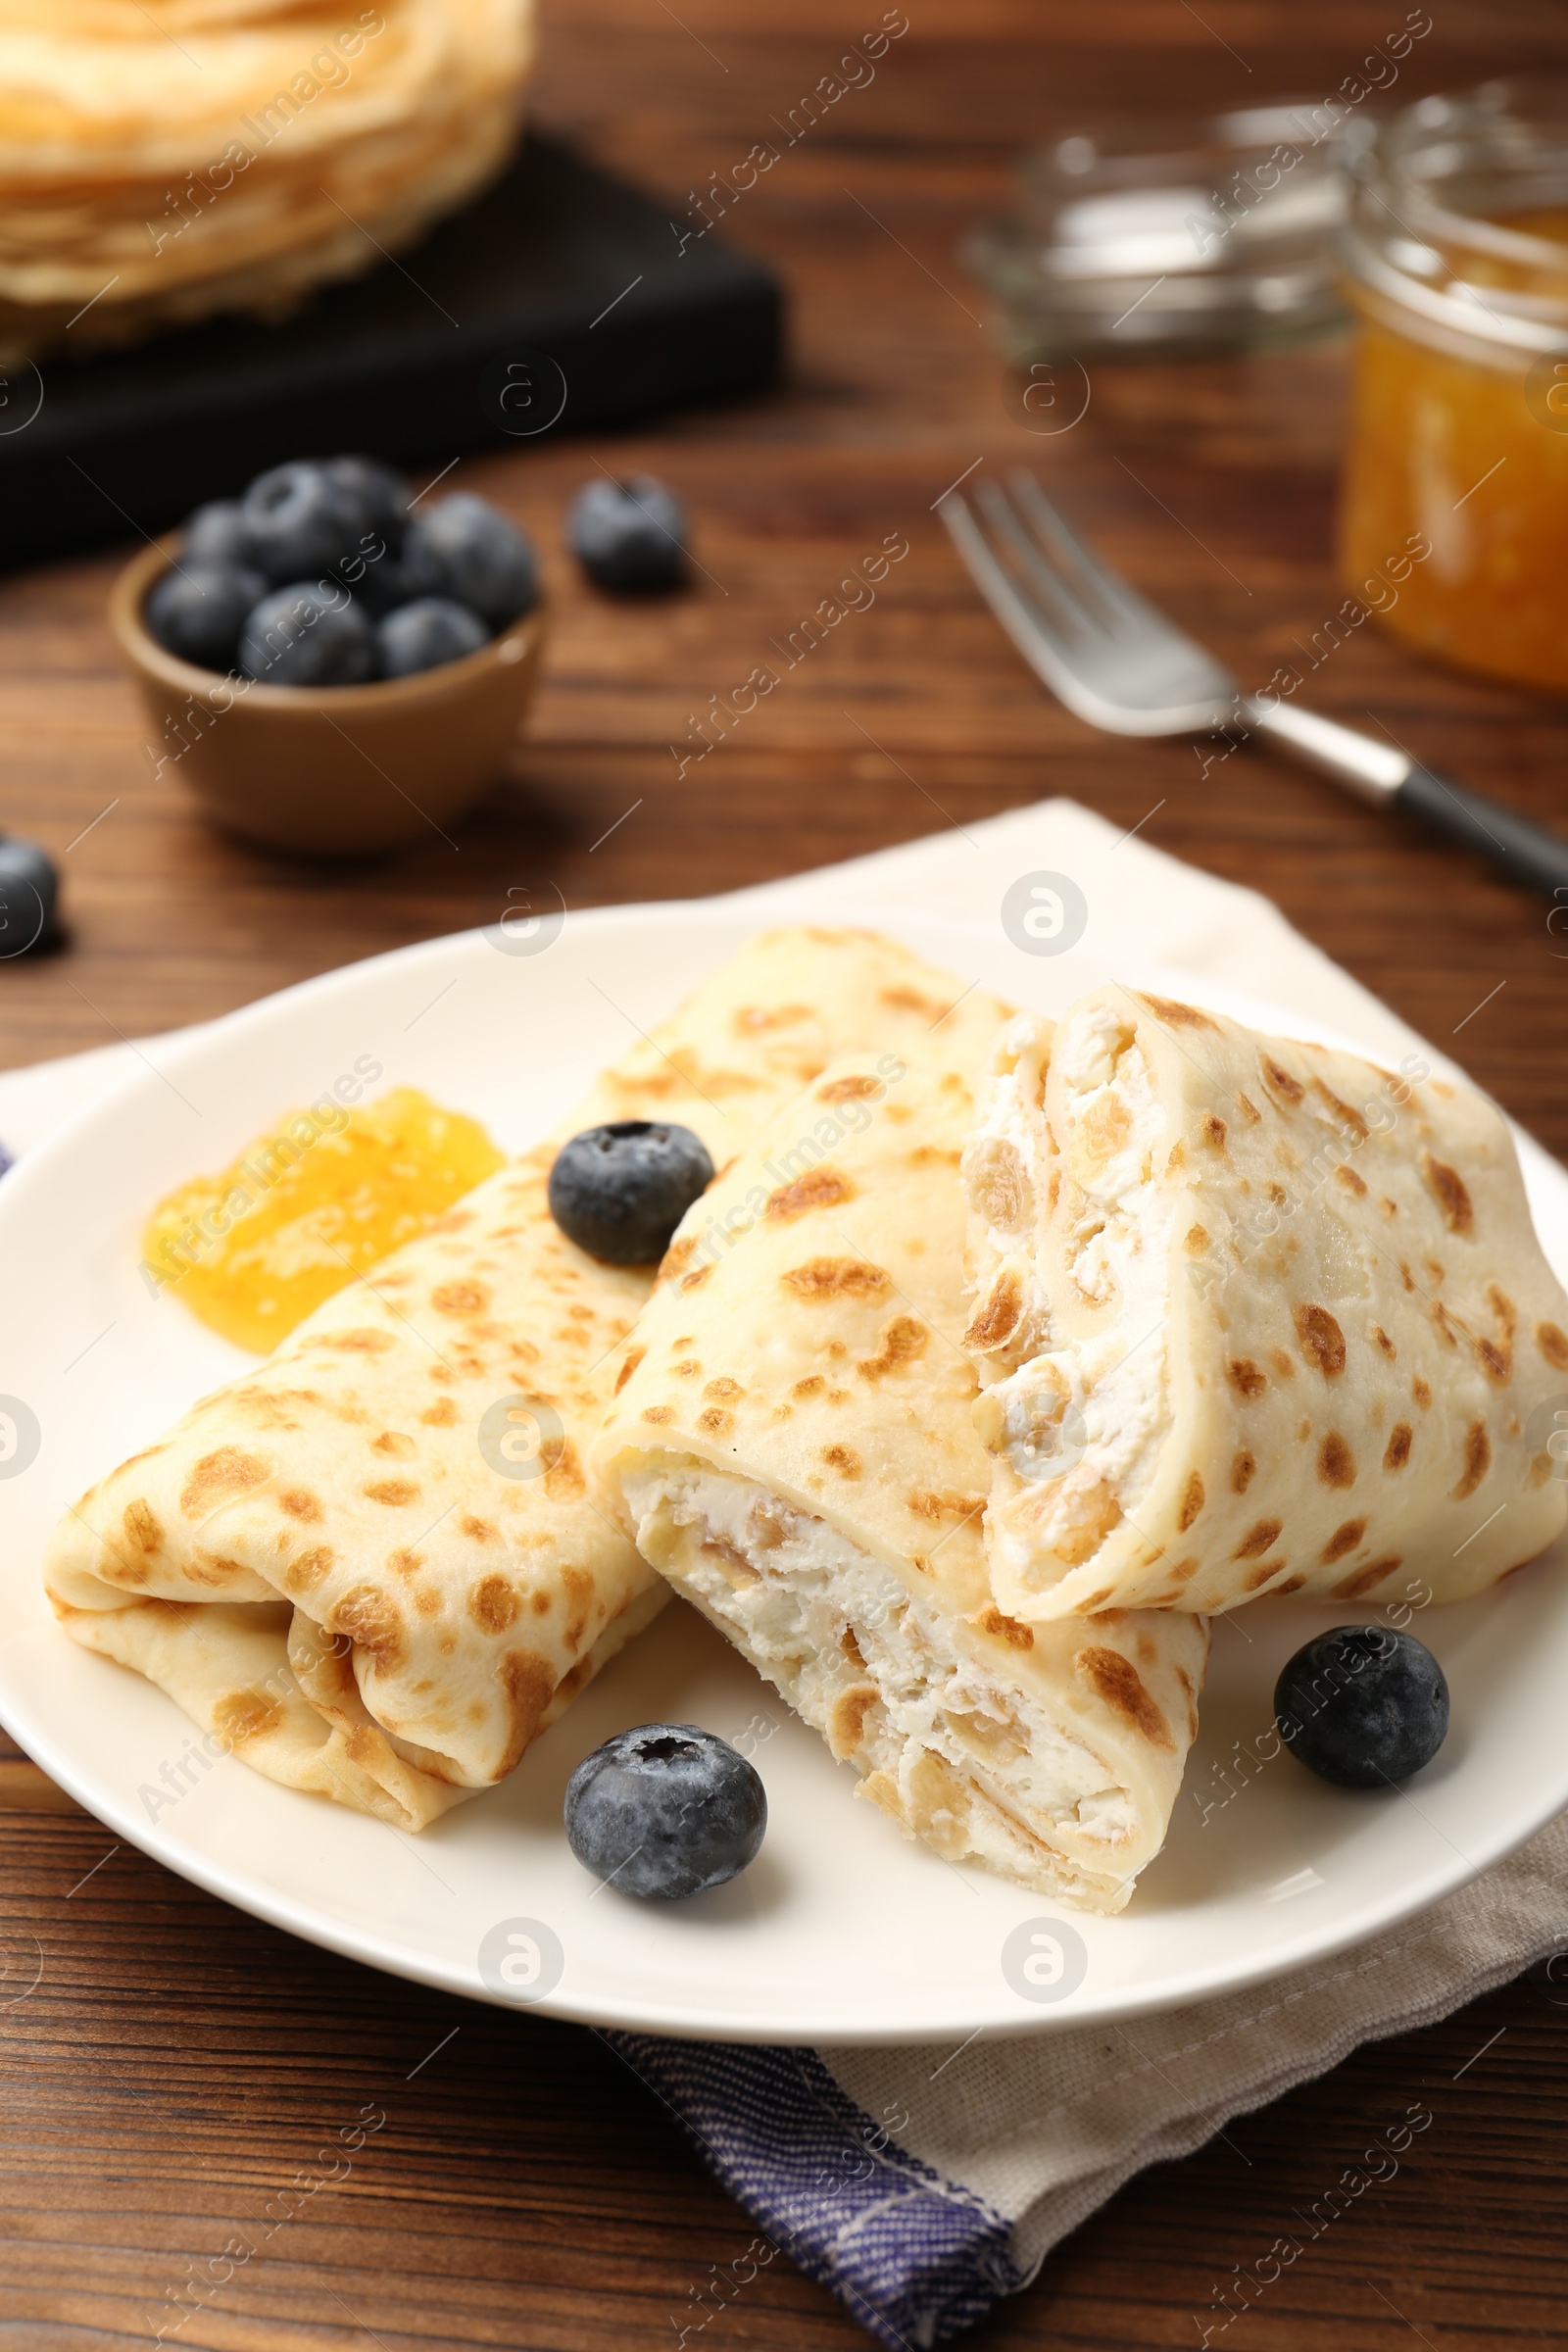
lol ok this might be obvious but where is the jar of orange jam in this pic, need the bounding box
[1340,84,1568,694]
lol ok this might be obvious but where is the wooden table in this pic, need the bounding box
[5,3,1568,2345]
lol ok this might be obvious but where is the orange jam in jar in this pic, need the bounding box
[1340,86,1568,694]
[142,1084,505,1352]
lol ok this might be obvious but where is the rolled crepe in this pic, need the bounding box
[593,1053,1209,1912]
[962,987,1568,1622]
[44,926,1009,1831]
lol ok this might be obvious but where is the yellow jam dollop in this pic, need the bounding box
[142,1084,506,1352]
[1339,207,1568,694]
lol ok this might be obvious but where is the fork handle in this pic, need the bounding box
[1245,697,1568,903]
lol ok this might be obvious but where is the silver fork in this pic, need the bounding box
[941,469,1568,902]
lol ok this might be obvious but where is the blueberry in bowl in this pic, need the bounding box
[1275,1624,1449,1788]
[567,472,687,592]
[0,836,61,957]
[564,1724,767,1899]
[548,1121,714,1263]
[111,455,547,858]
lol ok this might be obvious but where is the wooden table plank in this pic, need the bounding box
[3,2,1568,2344]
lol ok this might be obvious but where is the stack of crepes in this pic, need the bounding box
[0,0,533,362]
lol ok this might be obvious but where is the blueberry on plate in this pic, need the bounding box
[240,458,368,584]
[181,499,252,569]
[402,491,538,628]
[564,1724,766,1899]
[375,596,489,678]
[567,473,686,592]
[237,582,377,687]
[324,454,410,554]
[145,561,269,670]
[0,836,60,957]
[1275,1624,1449,1788]
[548,1120,714,1263]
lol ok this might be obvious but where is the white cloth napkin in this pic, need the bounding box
[9,799,1565,2338]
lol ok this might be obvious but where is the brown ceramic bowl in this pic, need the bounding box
[110,537,547,858]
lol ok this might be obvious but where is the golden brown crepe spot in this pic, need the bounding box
[1269,1348,1297,1381]
[735,1001,813,1034]
[977,1605,1034,1650]
[1421,1152,1473,1236]
[524,1590,551,1618]
[1236,1092,1262,1124]
[1335,1164,1368,1198]
[1230,1449,1256,1494]
[1185,1224,1210,1255]
[1371,1325,1396,1361]
[411,1587,441,1618]
[880,983,943,1018]
[1477,1337,1511,1384]
[826,1341,848,1358]
[828,1684,882,1758]
[1081,1586,1116,1609]
[766,1166,856,1219]
[1381,1422,1413,1473]
[1311,1079,1368,1139]
[1333,1553,1404,1601]
[1200,1112,1228,1152]
[1227,1356,1266,1399]
[543,1439,585,1499]
[1321,1517,1368,1564]
[178,1446,271,1521]
[911,1489,987,1524]
[562,1566,593,1647]
[428,1365,456,1386]
[331,1586,406,1671]
[458,1514,496,1544]
[1137,992,1217,1031]
[1270,1574,1306,1595]
[909,1146,961,1169]
[1177,1472,1205,1533]
[782,1257,889,1301]
[614,1347,646,1395]
[1295,1303,1347,1377]
[659,1237,697,1283]
[1538,1321,1568,1371]
[1234,1517,1283,1560]
[420,1396,459,1427]
[469,1574,521,1635]
[1432,1302,1462,1352]
[681,1266,713,1292]
[821,1445,861,1478]
[320,1329,394,1353]
[1260,1054,1305,1106]
[1264,1181,1288,1207]
[213,1690,283,1747]
[792,1376,825,1399]
[387,1547,426,1579]
[363,1480,418,1507]
[277,1487,321,1523]
[857,1315,927,1381]
[642,1405,674,1425]
[963,1270,1022,1353]
[885,1102,913,1125]
[1319,1433,1356,1489]
[671,1358,701,1379]
[495,1649,557,1776]
[281,1545,334,1596]
[817,1072,880,1101]
[122,1498,163,1555]
[1487,1285,1518,1337]
[1244,1560,1288,1592]
[705,1377,744,1401]
[1074,1647,1175,1751]
[698,1408,734,1437]
[1452,1420,1492,1500]
[431,1281,490,1317]
[370,1430,416,1461]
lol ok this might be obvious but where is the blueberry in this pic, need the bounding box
[567,473,686,592]
[548,1120,713,1263]
[403,492,538,627]
[324,454,410,554]
[564,1723,766,1899]
[145,561,269,671]
[342,552,413,619]
[182,499,252,568]
[1275,1625,1449,1789]
[0,836,59,957]
[375,596,489,678]
[237,582,377,687]
[240,458,368,584]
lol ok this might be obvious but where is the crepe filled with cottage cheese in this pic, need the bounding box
[962,987,1568,1623]
[44,927,1009,1832]
[593,1052,1209,1912]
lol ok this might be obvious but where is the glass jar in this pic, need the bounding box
[1340,82,1568,694]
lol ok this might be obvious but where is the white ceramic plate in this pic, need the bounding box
[1,903,1564,2045]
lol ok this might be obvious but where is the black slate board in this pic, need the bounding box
[1,133,781,571]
